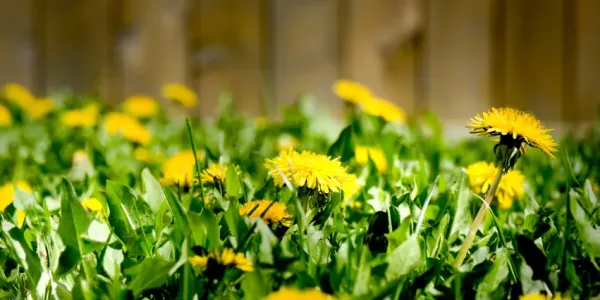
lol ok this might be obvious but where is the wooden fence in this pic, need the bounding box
[0,0,598,122]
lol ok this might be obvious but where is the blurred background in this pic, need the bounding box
[0,0,599,127]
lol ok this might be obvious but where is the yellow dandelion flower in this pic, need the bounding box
[519,294,570,300]
[467,107,558,159]
[189,248,254,273]
[103,112,152,145]
[201,163,227,185]
[16,209,26,227]
[122,95,159,119]
[133,147,160,163]
[162,83,197,108]
[277,134,299,152]
[465,161,525,209]
[61,104,99,128]
[360,97,406,124]
[0,104,13,127]
[239,200,293,227]
[343,174,361,202]
[81,197,104,215]
[265,149,349,194]
[355,146,388,174]
[27,97,55,119]
[266,287,336,300]
[2,83,35,108]
[332,79,372,105]
[160,150,202,187]
[0,181,32,213]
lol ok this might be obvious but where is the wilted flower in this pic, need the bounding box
[162,83,197,108]
[61,104,99,128]
[465,161,525,208]
[82,197,104,216]
[355,146,388,174]
[188,248,253,273]
[104,112,152,145]
[0,104,13,127]
[332,79,372,105]
[239,200,293,227]
[360,97,406,124]
[265,149,349,194]
[160,150,202,187]
[0,181,32,213]
[468,107,557,159]
[265,287,336,300]
[122,95,159,119]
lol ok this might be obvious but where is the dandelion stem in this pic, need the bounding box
[454,167,503,268]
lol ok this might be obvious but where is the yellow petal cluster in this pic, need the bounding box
[122,95,159,118]
[27,97,55,120]
[465,161,525,209]
[0,104,12,127]
[201,163,227,185]
[265,287,336,300]
[61,104,99,128]
[265,149,349,194]
[82,197,104,216]
[239,200,293,227]
[332,79,372,105]
[104,112,152,145]
[160,150,202,187]
[355,146,388,174]
[467,107,558,159]
[16,210,26,227]
[0,181,32,213]
[162,83,197,108]
[519,294,570,300]
[188,248,253,272]
[343,173,361,202]
[360,97,406,124]
[2,83,55,119]
[133,147,164,163]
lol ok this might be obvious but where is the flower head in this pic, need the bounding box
[160,150,202,187]
[2,83,35,108]
[82,197,104,216]
[360,97,406,124]
[265,149,349,194]
[27,97,55,119]
[355,146,388,173]
[103,112,152,145]
[162,83,197,108]
[133,147,163,163]
[266,287,336,300]
[122,95,159,118]
[520,294,570,300]
[240,200,293,227]
[332,79,372,105]
[0,181,32,213]
[465,161,525,208]
[201,163,227,185]
[0,104,13,127]
[61,104,99,127]
[467,107,558,159]
[343,173,361,202]
[188,248,253,273]
[16,210,26,227]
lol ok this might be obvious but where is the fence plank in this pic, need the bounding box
[576,0,600,121]
[424,0,493,120]
[0,1,35,89]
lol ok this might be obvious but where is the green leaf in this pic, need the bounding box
[56,246,81,277]
[353,247,372,296]
[254,219,277,264]
[385,236,421,280]
[570,192,600,257]
[125,257,175,296]
[1,221,42,285]
[225,164,242,198]
[449,178,471,242]
[141,168,166,213]
[327,122,355,162]
[102,247,124,279]
[476,248,509,297]
[189,208,219,250]
[241,271,268,300]
[106,180,147,247]
[58,179,92,250]
[164,187,189,240]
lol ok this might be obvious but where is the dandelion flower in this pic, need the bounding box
[188,248,253,273]
[122,95,159,119]
[201,163,227,185]
[355,146,388,174]
[343,173,361,202]
[2,83,35,108]
[16,210,26,227]
[266,287,336,300]
[82,197,104,216]
[360,97,406,124]
[332,79,372,105]
[27,97,55,119]
[133,147,162,163]
[103,112,152,145]
[162,83,197,108]
[265,149,349,194]
[0,181,32,213]
[160,150,202,187]
[520,294,570,300]
[465,161,525,209]
[467,107,557,159]
[0,104,13,127]
[240,200,293,227]
[61,104,99,128]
